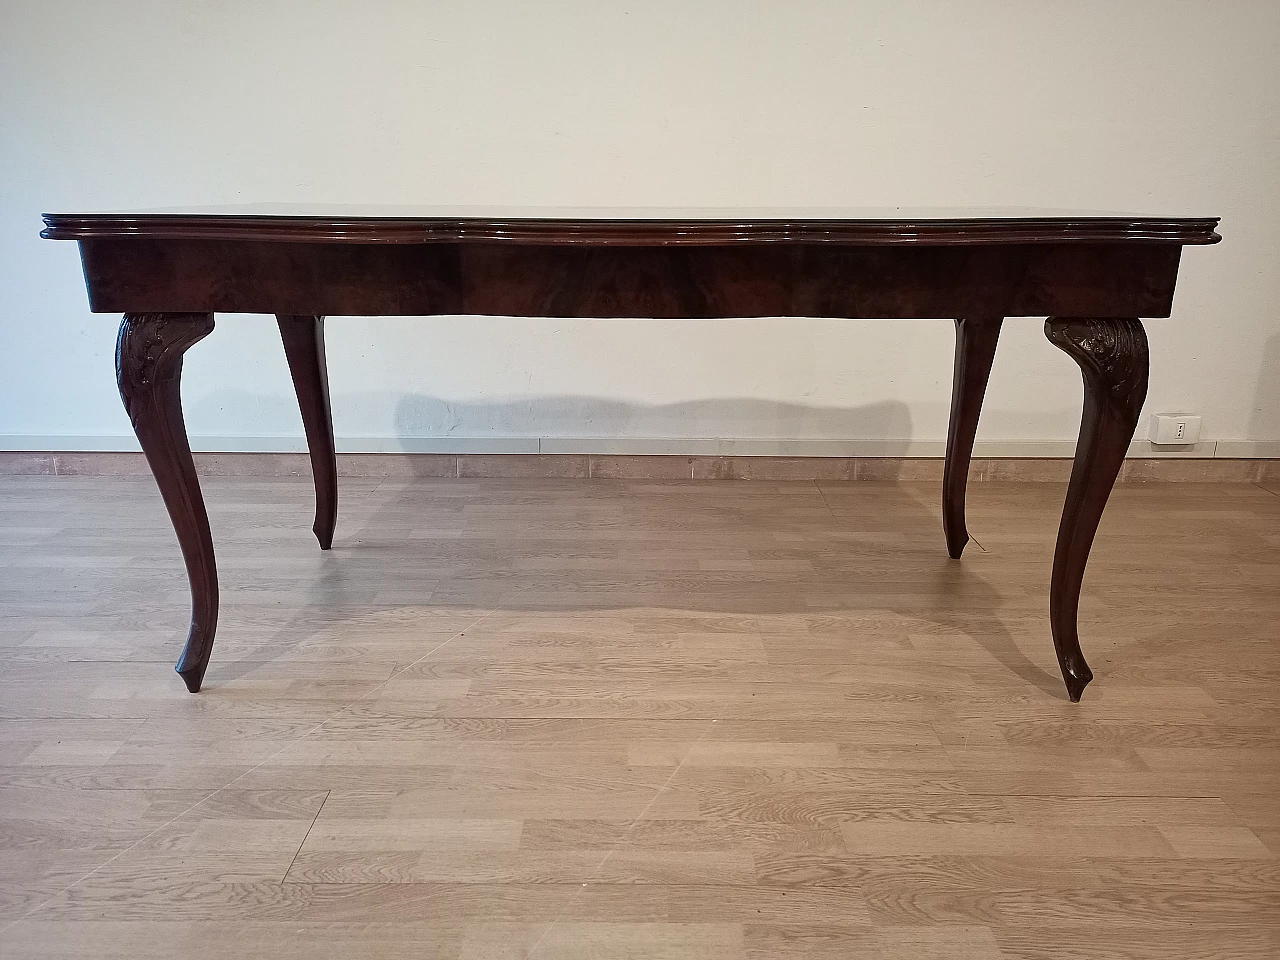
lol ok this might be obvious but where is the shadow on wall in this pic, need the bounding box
[188,390,920,449]
[1251,332,1280,443]
[389,395,916,449]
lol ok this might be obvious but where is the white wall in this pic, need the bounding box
[2,0,1278,457]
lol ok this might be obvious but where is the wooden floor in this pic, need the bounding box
[1,474,1278,959]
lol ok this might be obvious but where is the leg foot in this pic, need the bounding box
[1061,657,1094,704]
[277,315,337,550]
[116,313,218,691]
[943,317,1002,558]
[1045,317,1149,702]
[177,662,207,694]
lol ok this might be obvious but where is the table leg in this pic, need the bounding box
[943,317,1003,558]
[1044,317,1149,701]
[276,315,337,550]
[116,313,218,692]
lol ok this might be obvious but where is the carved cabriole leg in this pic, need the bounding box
[116,313,218,693]
[1045,317,1149,702]
[276,315,338,550]
[942,317,1003,558]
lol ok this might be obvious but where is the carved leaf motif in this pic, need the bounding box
[1046,318,1149,420]
[116,313,215,427]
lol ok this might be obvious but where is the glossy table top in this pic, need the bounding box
[42,205,1222,245]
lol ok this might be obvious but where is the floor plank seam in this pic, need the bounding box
[524,717,721,957]
[0,601,511,937]
[281,789,330,884]
[813,480,842,525]
[4,477,1279,953]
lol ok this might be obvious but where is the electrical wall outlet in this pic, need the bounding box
[1148,413,1202,445]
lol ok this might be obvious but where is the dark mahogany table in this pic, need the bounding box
[42,206,1220,700]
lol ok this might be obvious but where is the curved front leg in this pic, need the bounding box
[1045,317,1148,701]
[116,313,218,692]
[943,317,1003,558]
[276,315,337,549]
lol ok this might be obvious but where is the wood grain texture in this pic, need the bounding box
[40,210,1223,245]
[275,315,337,550]
[115,313,218,693]
[70,239,1189,318]
[1,475,1277,958]
[42,211,1221,702]
[1045,318,1150,701]
[943,317,1003,558]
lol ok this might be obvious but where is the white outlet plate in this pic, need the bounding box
[1148,413,1202,445]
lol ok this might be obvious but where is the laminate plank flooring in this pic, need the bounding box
[1,475,1277,958]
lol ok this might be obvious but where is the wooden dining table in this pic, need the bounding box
[41,206,1220,701]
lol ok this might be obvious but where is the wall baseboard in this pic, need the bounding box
[4,434,1277,458]
[2,451,1277,483]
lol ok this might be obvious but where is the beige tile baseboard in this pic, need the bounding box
[11,435,1280,458]
[3,451,1278,482]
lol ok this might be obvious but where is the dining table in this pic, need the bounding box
[41,205,1222,701]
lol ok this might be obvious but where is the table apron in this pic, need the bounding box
[78,239,1182,318]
